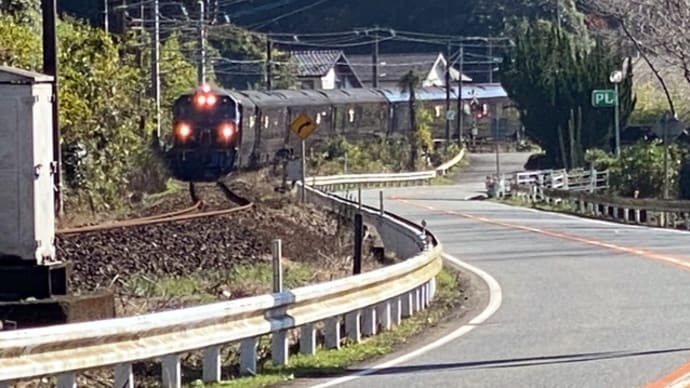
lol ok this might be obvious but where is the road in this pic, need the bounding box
[317,152,690,388]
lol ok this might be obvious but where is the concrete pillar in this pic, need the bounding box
[429,277,436,301]
[361,306,377,336]
[376,301,391,331]
[161,354,181,388]
[202,345,221,383]
[391,296,402,325]
[325,317,341,349]
[239,337,258,376]
[272,329,289,366]
[300,324,316,355]
[414,288,422,312]
[56,373,76,388]
[635,209,641,224]
[401,292,414,317]
[346,310,361,343]
[114,364,134,388]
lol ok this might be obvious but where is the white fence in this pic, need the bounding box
[0,150,469,388]
[512,168,609,193]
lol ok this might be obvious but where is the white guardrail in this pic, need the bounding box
[511,168,609,193]
[307,149,465,191]
[0,151,467,388]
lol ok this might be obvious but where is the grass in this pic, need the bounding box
[190,269,462,388]
[126,262,316,301]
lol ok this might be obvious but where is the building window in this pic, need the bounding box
[434,106,442,117]
[264,116,269,129]
[300,80,315,89]
[348,108,355,123]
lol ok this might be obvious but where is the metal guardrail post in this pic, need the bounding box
[358,183,362,210]
[379,190,384,216]
[272,240,283,293]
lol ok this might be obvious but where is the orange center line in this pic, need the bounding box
[392,197,690,388]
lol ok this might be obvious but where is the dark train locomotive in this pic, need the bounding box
[166,83,511,182]
[166,84,241,182]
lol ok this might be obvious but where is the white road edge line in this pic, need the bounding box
[309,253,503,388]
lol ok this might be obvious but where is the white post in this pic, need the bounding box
[203,345,221,383]
[114,364,134,388]
[346,310,361,343]
[272,329,288,366]
[325,317,341,349]
[56,373,76,388]
[361,306,377,336]
[239,337,258,376]
[161,354,181,388]
[272,239,282,293]
[300,324,316,355]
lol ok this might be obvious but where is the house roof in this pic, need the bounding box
[290,50,347,77]
[348,52,472,84]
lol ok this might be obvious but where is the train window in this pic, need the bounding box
[435,106,442,117]
[249,115,255,128]
[348,108,355,123]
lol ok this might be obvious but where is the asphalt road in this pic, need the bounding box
[319,152,690,388]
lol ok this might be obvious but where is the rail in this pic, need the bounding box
[307,149,465,191]
[0,179,446,388]
[509,168,690,229]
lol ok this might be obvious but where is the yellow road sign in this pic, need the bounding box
[289,113,317,140]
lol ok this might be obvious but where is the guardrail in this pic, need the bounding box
[0,160,455,387]
[509,168,690,229]
[307,149,465,192]
[512,168,609,192]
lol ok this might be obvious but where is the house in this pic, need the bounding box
[290,50,363,90]
[348,52,472,88]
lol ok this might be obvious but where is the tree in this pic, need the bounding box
[500,21,635,169]
[585,0,690,116]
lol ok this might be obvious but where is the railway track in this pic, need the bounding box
[57,181,253,236]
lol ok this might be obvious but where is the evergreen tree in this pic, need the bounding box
[500,21,635,168]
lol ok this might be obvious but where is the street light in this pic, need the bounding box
[609,70,624,157]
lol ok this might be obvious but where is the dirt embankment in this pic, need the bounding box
[56,170,388,316]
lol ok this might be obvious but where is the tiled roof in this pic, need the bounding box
[290,50,345,77]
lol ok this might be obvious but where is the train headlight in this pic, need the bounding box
[219,122,236,141]
[206,94,217,106]
[176,122,192,139]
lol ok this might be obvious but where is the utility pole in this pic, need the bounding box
[488,40,493,83]
[104,0,109,33]
[266,37,273,90]
[445,41,451,145]
[372,27,379,88]
[197,0,206,85]
[41,0,62,216]
[151,0,161,139]
[456,44,464,144]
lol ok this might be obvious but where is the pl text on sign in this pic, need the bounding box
[289,113,317,140]
[591,89,617,108]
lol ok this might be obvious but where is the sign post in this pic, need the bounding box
[289,113,318,203]
[592,88,619,156]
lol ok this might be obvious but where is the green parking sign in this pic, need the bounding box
[592,89,617,108]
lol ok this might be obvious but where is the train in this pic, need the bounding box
[166,83,511,182]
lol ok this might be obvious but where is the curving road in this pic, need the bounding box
[315,152,690,388]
